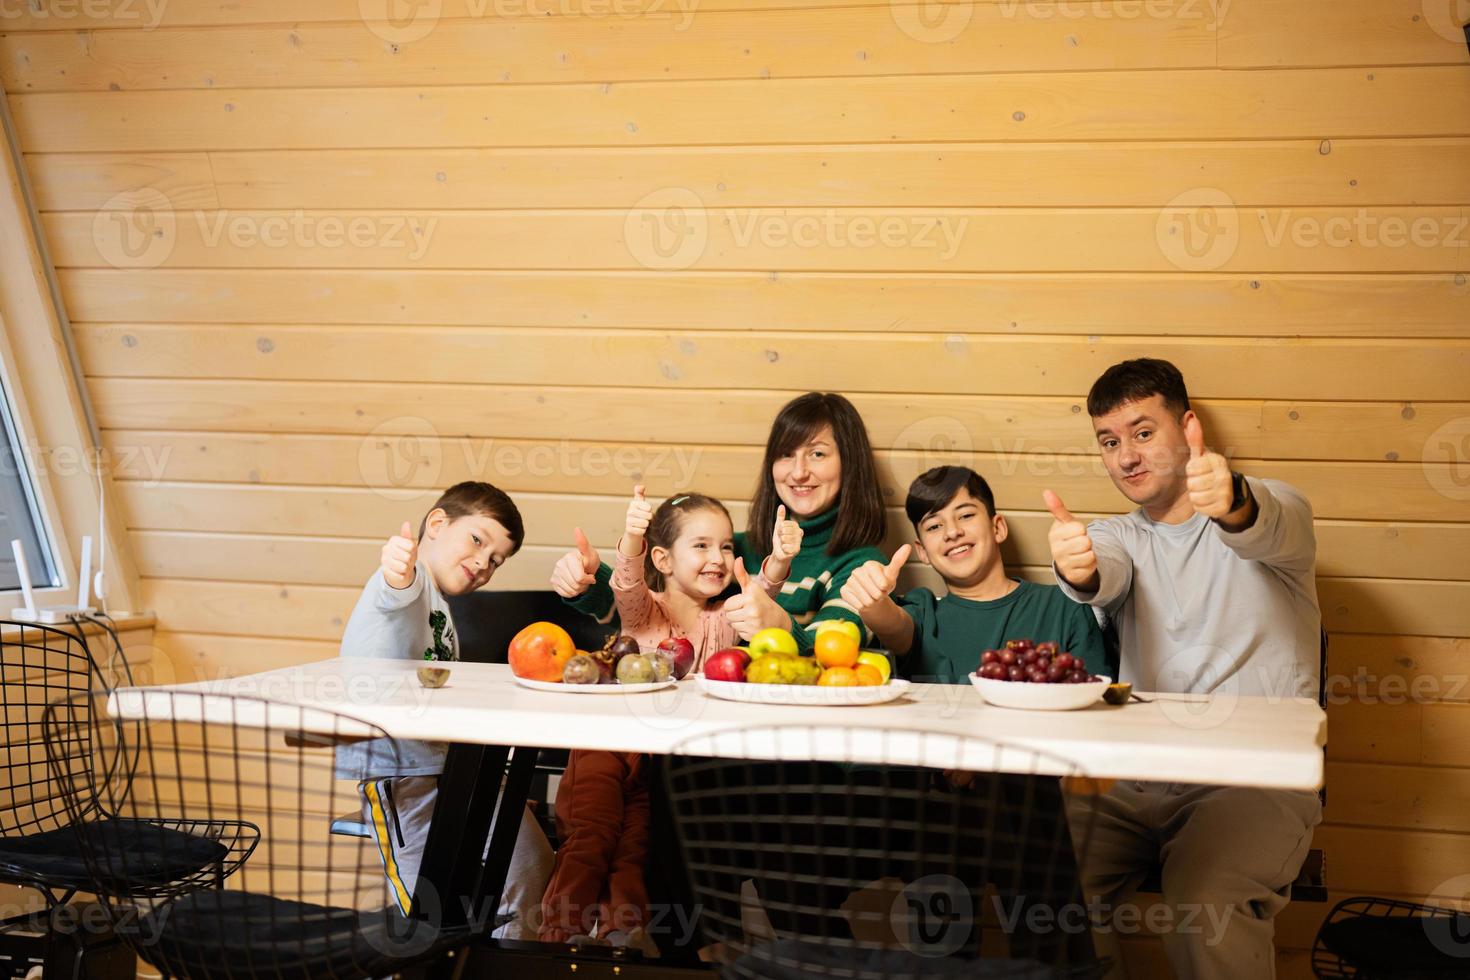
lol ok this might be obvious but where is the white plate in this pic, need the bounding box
[969,673,1111,711]
[513,675,677,695]
[698,676,911,706]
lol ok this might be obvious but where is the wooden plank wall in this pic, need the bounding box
[3,1,1468,973]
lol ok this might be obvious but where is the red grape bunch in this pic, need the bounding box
[975,639,1100,684]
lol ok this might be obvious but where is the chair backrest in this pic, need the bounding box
[663,725,1099,978]
[1,620,109,837]
[43,688,437,979]
[446,589,611,663]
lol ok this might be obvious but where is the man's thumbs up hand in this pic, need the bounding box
[381,520,418,590]
[1044,490,1098,591]
[1183,415,1235,519]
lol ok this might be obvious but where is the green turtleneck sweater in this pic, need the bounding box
[565,506,886,652]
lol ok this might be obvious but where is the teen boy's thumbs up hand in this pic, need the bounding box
[1183,415,1234,519]
[381,520,418,590]
[840,544,911,617]
[549,527,600,599]
[1044,490,1098,592]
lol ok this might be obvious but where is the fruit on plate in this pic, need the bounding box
[509,622,575,682]
[817,666,858,687]
[649,649,674,682]
[656,636,696,680]
[813,629,860,669]
[976,638,1100,684]
[852,663,884,686]
[855,651,892,684]
[617,653,656,684]
[747,654,821,685]
[704,647,750,682]
[606,634,642,661]
[814,620,862,645]
[747,627,798,660]
[563,654,601,685]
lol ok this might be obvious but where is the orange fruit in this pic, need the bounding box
[813,630,860,669]
[818,667,858,687]
[853,663,884,686]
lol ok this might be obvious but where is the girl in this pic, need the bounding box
[538,487,801,952]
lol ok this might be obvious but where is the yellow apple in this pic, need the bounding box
[748,627,798,660]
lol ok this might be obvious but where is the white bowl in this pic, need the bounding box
[969,673,1111,711]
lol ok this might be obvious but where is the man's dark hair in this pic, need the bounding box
[1086,358,1191,419]
[905,466,996,531]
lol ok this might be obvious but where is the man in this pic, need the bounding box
[1048,358,1322,979]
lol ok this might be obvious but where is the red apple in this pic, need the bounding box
[657,636,696,680]
[704,647,750,683]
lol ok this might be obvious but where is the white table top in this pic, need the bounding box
[111,658,1326,791]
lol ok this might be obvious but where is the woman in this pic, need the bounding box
[550,391,888,651]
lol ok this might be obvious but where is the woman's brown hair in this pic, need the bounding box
[747,392,886,559]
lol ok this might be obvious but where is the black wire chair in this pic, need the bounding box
[0,619,173,978]
[44,687,469,979]
[1312,896,1470,978]
[663,725,1107,980]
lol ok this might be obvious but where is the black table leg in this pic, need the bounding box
[416,741,509,929]
[470,745,541,930]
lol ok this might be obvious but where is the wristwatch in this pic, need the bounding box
[1228,471,1251,513]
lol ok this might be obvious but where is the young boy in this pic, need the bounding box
[840,465,1108,683]
[335,481,552,938]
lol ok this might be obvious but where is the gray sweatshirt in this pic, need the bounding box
[334,562,459,779]
[1055,477,1321,699]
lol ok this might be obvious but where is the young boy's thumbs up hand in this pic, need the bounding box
[381,520,418,590]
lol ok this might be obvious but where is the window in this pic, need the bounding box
[0,373,57,592]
